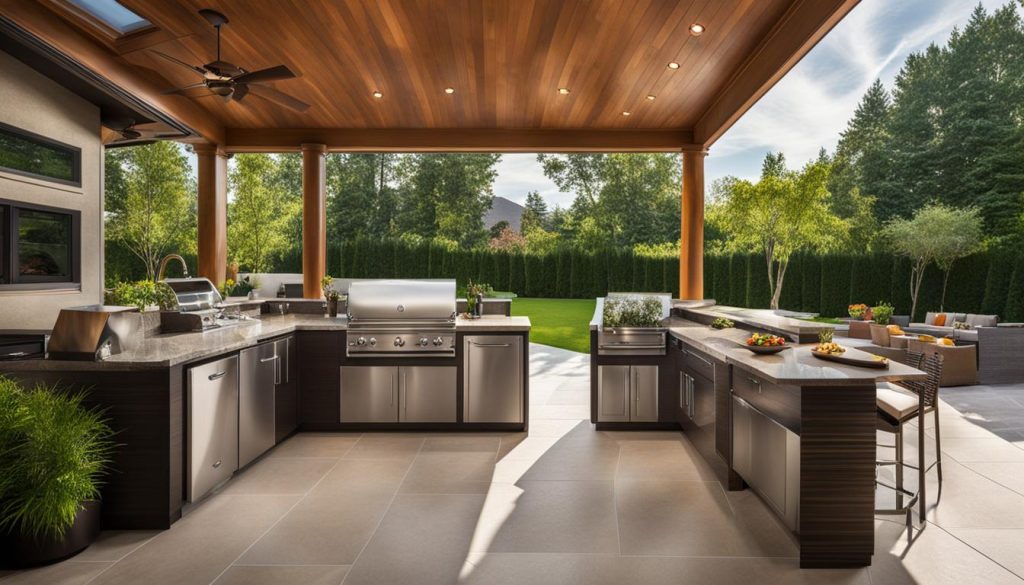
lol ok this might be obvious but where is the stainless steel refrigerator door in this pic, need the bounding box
[340,366,399,422]
[463,336,523,423]
[187,355,239,502]
[239,342,278,468]
[399,366,457,422]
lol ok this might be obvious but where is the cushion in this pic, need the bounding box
[953,313,967,323]
[933,313,947,327]
[924,312,939,325]
[966,314,998,328]
[877,382,920,420]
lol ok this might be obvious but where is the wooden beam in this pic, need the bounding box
[301,144,327,299]
[694,0,860,147]
[194,144,227,286]
[225,128,700,153]
[679,150,706,300]
[0,0,224,144]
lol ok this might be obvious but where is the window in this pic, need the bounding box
[0,200,80,288]
[64,0,151,34]
[0,123,82,187]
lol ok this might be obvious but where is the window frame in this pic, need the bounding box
[0,121,83,188]
[0,199,81,290]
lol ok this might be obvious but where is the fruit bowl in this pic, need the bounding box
[738,333,789,354]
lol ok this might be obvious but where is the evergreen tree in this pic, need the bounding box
[520,191,548,234]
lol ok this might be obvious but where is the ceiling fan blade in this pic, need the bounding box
[162,82,208,95]
[246,83,310,112]
[233,65,296,85]
[150,51,207,75]
[232,83,250,101]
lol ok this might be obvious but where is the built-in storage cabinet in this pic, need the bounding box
[273,335,298,441]
[597,364,658,422]
[401,366,457,422]
[340,365,458,423]
[239,342,277,468]
[187,355,238,503]
[732,395,800,530]
[464,335,524,423]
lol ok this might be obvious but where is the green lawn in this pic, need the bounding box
[511,298,595,354]
[799,316,846,325]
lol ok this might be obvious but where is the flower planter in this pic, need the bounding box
[1,500,101,568]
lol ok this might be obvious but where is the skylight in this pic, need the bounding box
[66,0,151,34]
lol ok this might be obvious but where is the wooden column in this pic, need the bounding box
[679,149,707,300]
[194,144,228,286]
[302,144,327,299]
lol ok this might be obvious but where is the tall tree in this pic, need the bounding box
[520,191,548,234]
[710,153,848,309]
[228,154,296,273]
[104,142,195,280]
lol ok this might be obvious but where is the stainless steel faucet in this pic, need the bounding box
[157,254,190,281]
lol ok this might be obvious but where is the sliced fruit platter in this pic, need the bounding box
[738,332,790,354]
[811,342,889,368]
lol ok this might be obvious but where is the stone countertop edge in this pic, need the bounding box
[0,314,531,372]
[666,318,926,386]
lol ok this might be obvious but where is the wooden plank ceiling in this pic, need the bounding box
[4,0,860,150]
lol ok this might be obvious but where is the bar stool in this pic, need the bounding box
[874,351,944,529]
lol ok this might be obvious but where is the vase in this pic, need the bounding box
[0,500,101,568]
[473,294,484,317]
[328,298,339,317]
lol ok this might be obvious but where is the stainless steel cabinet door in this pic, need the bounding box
[631,365,659,422]
[464,336,523,423]
[188,355,239,502]
[731,396,754,481]
[400,366,457,422]
[751,405,790,518]
[239,343,278,468]
[597,365,630,422]
[340,366,398,422]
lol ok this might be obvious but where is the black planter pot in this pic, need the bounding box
[327,298,339,317]
[1,500,101,568]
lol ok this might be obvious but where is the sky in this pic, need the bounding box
[491,0,1008,209]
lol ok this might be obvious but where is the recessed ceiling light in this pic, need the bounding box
[667,62,680,70]
[372,91,383,98]
[646,94,656,101]
[444,87,455,94]
[622,111,631,116]
[689,23,705,36]
[557,87,571,95]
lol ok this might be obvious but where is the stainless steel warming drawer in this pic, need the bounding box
[464,336,523,423]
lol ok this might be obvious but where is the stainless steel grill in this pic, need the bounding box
[161,278,248,332]
[346,280,457,357]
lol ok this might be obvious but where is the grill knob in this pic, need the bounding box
[433,336,444,346]
[368,337,377,346]
[356,337,367,346]
[418,337,429,347]
[394,337,405,347]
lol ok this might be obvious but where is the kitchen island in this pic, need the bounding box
[591,301,926,568]
[0,312,530,530]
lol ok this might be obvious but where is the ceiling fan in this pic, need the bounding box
[152,9,310,113]
[103,118,184,146]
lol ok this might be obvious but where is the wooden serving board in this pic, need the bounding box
[811,350,889,369]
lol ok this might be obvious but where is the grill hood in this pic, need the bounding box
[347,279,456,322]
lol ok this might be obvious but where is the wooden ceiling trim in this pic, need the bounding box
[224,128,699,153]
[694,0,860,146]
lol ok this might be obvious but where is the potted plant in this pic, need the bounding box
[0,378,115,567]
[104,280,178,312]
[321,275,342,318]
[872,301,895,325]
[465,281,491,318]
[847,303,869,320]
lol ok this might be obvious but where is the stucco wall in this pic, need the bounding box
[0,49,103,330]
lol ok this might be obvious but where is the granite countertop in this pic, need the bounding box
[0,313,530,372]
[674,304,845,337]
[667,317,926,386]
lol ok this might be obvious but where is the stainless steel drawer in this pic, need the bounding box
[187,355,239,502]
[683,346,716,381]
[732,370,801,434]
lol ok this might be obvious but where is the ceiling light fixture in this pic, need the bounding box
[689,23,705,36]
[557,87,571,95]
[667,62,680,70]
[372,91,383,98]
[444,87,455,94]
[622,111,631,116]
[646,94,656,101]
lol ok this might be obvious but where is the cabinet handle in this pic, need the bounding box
[691,353,712,368]
[212,460,222,469]
[402,371,407,412]
[472,342,512,348]
[391,374,396,406]
[208,371,227,381]
[6,351,27,357]
[747,377,762,393]
[260,355,279,364]
[679,372,684,408]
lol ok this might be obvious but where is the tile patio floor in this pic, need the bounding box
[4,344,1024,584]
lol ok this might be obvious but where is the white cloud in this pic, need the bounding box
[491,154,571,208]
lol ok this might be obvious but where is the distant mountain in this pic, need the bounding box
[484,196,524,232]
